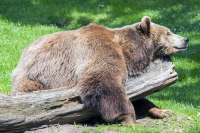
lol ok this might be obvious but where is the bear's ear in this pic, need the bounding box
[141,16,151,35]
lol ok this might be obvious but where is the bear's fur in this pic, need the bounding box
[12,16,188,125]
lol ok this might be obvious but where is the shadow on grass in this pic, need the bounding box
[1,0,200,30]
[149,82,200,106]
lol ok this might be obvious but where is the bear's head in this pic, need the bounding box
[141,16,189,56]
[120,16,189,75]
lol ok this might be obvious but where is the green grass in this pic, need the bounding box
[0,0,199,132]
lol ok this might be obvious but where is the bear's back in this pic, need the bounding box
[12,24,119,91]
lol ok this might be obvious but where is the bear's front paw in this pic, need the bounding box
[148,107,174,118]
[124,120,141,126]
[121,116,142,126]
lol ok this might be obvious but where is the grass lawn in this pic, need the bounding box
[0,0,199,132]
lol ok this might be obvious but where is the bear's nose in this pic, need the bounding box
[183,38,189,43]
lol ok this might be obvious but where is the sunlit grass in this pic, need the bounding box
[0,0,200,132]
[0,21,61,94]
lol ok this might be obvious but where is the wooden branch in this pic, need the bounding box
[0,56,177,131]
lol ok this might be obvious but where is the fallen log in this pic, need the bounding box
[0,56,178,131]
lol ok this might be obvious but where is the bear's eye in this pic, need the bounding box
[167,32,171,35]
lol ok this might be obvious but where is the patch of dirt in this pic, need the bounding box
[23,123,119,133]
[136,114,186,133]
[25,124,86,133]
[5,114,189,133]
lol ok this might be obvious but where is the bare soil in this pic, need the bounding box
[4,114,186,133]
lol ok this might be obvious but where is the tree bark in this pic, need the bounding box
[0,56,177,131]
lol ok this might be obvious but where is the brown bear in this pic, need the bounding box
[12,16,189,125]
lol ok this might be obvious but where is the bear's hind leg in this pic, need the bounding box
[79,73,137,125]
[12,76,47,94]
[132,98,174,118]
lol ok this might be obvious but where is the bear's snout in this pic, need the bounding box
[183,38,189,43]
[173,37,188,51]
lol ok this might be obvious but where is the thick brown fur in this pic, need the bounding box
[12,16,188,125]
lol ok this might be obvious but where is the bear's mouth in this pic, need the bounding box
[173,45,187,50]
